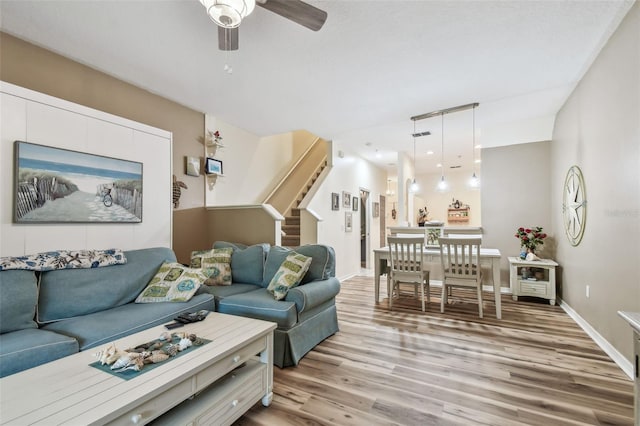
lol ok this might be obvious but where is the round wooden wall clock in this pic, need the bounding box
[562,165,587,246]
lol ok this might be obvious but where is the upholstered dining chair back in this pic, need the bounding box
[438,237,483,318]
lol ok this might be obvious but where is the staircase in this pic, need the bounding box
[282,209,301,247]
[281,162,327,247]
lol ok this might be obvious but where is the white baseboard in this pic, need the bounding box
[559,298,633,379]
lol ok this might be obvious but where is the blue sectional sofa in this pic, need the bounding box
[0,247,214,378]
[0,243,340,377]
[201,242,341,368]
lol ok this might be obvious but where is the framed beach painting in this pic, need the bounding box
[13,141,143,223]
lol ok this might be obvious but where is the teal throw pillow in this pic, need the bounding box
[267,252,312,300]
[135,262,206,303]
[190,247,233,285]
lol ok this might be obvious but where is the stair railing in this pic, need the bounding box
[263,136,327,217]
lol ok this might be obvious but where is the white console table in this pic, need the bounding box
[508,257,558,305]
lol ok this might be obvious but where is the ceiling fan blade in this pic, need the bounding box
[258,0,327,31]
[218,26,239,51]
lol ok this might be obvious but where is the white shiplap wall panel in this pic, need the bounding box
[0,93,27,256]
[0,82,172,256]
[131,129,172,249]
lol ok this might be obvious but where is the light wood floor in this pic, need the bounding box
[235,275,634,426]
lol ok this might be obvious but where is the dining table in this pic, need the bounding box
[373,245,503,319]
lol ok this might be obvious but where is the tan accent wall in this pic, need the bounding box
[0,32,208,257]
[173,207,210,264]
[206,206,281,247]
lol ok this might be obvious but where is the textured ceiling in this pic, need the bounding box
[0,0,633,174]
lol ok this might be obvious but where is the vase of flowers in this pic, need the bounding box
[515,227,547,259]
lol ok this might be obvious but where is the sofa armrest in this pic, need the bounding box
[285,277,340,314]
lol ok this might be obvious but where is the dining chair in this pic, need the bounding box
[438,237,483,318]
[387,236,430,311]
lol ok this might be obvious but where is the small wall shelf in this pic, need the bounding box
[447,207,470,223]
[205,142,224,158]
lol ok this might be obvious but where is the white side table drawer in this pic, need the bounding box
[519,280,548,297]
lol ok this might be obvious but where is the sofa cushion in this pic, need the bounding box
[135,262,206,303]
[0,270,38,333]
[267,252,312,300]
[0,329,79,378]
[197,283,260,300]
[213,242,269,286]
[295,245,336,283]
[218,289,297,329]
[42,294,215,351]
[38,247,176,324]
[190,248,233,285]
[263,245,335,286]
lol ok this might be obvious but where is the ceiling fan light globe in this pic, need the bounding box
[203,0,256,28]
[207,5,242,28]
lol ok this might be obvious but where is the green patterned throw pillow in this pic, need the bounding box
[135,262,206,303]
[267,252,312,300]
[190,248,233,286]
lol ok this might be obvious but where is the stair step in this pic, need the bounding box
[285,216,300,226]
[291,208,300,216]
[282,236,300,247]
[282,224,300,234]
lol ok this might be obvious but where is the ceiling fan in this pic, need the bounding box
[199,0,328,51]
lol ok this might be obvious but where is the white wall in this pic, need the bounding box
[204,116,315,206]
[307,141,387,279]
[0,82,172,256]
[551,2,639,363]
[412,169,482,227]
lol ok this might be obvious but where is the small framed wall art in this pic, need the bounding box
[345,212,353,232]
[331,192,340,210]
[372,201,380,218]
[185,156,200,177]
[205,157,223,175]
[342,191,351,208]
[352,197,359,211]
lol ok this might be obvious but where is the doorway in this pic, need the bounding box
[359,189,369,268]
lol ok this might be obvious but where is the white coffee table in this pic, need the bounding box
[0,312,276,425]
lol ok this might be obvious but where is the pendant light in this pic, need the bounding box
[469,104,480,188]
[409,103,479,193]
[386,179,395,196]
[437,112,448,191]
[410,120,419,192]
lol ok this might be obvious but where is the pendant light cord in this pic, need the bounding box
[472,105,476,173]
[441,112,444,179]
